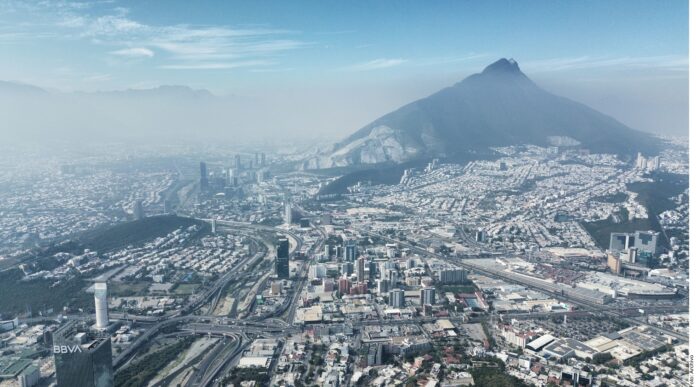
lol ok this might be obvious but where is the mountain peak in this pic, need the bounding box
[482,58,521,75]
[313,57,661,168]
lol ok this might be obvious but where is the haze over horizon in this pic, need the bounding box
[0,0,688,144]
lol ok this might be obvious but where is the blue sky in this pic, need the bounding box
[0,0,689,136]
[0,0,687,90]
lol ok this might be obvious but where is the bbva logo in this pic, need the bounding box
[53,345,83,354]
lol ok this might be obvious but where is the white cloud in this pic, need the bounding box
[110,47,154,58]
[83,15,145,36]
[82,73,112,82]
[160,60,274,70]
[525,55,688,73]
[0,2,307,71]
[343,58,407,71]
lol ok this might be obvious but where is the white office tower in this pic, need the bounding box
[647,156,661,172]
[211,218,217,234]
[284,201,293,225]
[257,168,266,183]
[132,200,144,220]
[635,152,650,170]
[94,282,109,330]
[309,264,327,279]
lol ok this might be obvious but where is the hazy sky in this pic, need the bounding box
[0,0,688,140]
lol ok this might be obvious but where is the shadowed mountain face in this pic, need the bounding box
[305,58,661,169]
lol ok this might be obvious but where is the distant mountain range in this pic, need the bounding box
[0,81,246,143]
[0,80,48,95]
[304,58,662,169]
[0,81,215,99]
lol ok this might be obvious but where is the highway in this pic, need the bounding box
[111,217,307,385]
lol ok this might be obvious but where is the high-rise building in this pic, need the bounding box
[344,240,356,261]
[341,262,354,276]
[368,260,377,281]
[53,322,114,387]
[609,231,658,255]
[257,168,267,183]
[607,253,622,274]
[610,233,633,251]
[163,199,172,214]
[635,152,645,169]
[437,269,467,284]
[132,200,144,221]
[338,277,351,295]
[475,228,486,242]
[388,269,398,287]
[420,287,436,306]
[284,201,293,225]
[652,156,661,171]
[366,344,383,366]
[377,279,390,294]
[350,282,368,295]
[275,237,290,279]
[234,155,242,170]
[324,244,332,258]
[309,264,326,279]
[388,289,405,308]
[356,257,366,283]
[93,282,109,330]
[199,161,208,189]
[634,231,659,255]
[254,152,260,167]
[18,365,40,387]
[261,153,266,166]
[619,248,637,263]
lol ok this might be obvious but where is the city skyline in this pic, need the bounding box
[0,2,691,387]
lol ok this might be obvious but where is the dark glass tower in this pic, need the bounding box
[199,161,209,189]
[275,237,290,279]
[53,322,114,387]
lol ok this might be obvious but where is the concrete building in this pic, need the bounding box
[338,277,351,296]
[341,262,353,276]
[609,231,658,255]
[18,366,40,387]
[389,289,405,308]
[438,269,467,284]
[420,287,436,306]
[366,343,383,366]
[607,253,622,274]
[356,257,366,283]
[377,279,390,294]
